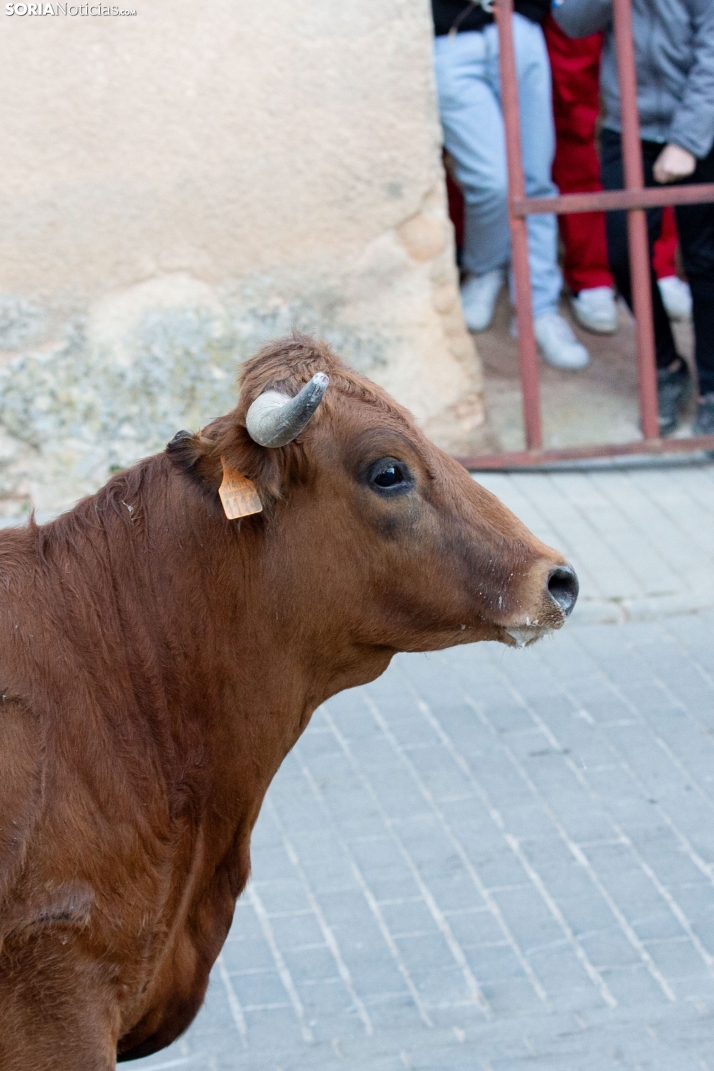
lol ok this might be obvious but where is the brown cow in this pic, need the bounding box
[0,336,577,1069]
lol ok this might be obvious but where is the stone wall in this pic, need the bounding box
[0,0,482,516]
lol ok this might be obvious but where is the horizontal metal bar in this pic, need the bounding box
[456,434,714,471]
[512,183,714,217]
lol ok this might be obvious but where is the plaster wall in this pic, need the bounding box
[0,0,483,514]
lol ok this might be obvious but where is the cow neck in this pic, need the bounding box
[84,457,383,784]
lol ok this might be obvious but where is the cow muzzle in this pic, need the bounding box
[504,562,579,648]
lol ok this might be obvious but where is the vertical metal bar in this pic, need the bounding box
[495,0,543,450]
[611,0,660,439]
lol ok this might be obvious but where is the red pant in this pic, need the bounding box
[545,16,612,293]
[653,203,679,279]
[544,16,677,292]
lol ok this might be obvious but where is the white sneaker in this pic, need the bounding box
[460,269,505,332]
[509,312,591,370]
[658,275,692,321]
[570,286,618,334]
[534,312,590,370]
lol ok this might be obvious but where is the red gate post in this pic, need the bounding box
[611,0,660,439]
[495,0,543,451]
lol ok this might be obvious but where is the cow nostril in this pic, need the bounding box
[547,565,579,617]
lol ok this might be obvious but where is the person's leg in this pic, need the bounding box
[654,205,693,321]
[555,140,615,294]
[485,15,589,368]
[674,147,714,409]
[600,129,678,370]
[433,32,509,279]
[504,14,562,320]
[600,129,691,431]
[544,16,613,294]
[653,206,678,280]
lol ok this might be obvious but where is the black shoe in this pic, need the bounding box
[693,393,714,436]
[657,358,691,435]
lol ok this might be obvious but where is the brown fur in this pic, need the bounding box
[0,337,572,1068]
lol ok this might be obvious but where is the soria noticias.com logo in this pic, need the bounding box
[5,3,137,13]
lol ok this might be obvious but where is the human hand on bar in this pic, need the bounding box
[653,144,696,184]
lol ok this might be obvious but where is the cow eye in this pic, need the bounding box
[368,458,413,494]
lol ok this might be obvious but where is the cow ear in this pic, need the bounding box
[166,423,288,512]
[166,429,222,487]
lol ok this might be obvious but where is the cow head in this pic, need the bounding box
[170,336,577,660]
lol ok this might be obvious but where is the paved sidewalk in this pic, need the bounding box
[136,614,714,1071]
[11,463,712,1071]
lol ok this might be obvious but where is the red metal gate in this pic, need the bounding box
[458,0,714,469]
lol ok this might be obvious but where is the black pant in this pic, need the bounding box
[600,127,714,395]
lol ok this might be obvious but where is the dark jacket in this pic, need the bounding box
[554,0,714,159]
[432,0,551,36]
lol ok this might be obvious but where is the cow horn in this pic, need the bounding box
[245,372,330,448]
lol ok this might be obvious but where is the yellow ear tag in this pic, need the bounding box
[218,457,262,520]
